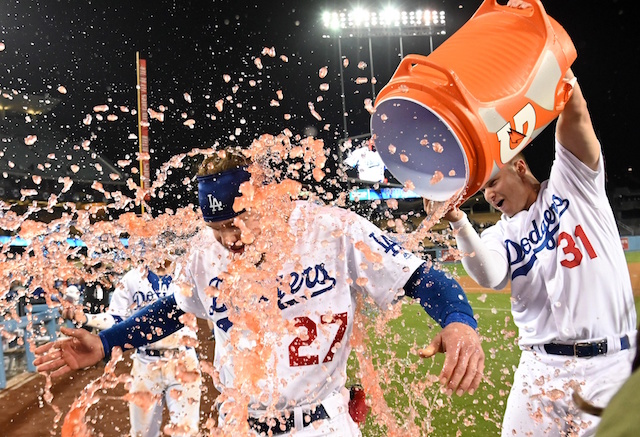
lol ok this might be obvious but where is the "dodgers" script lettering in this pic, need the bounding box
[505,194,570,279]
[207,263,338,331]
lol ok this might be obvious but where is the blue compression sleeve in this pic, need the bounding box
[98,294,185,360]
[404,262,477,329]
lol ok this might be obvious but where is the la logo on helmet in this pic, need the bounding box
[207,194,224,212]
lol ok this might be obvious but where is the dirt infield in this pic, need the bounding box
[455,262,640,296]
[628,262,640,296]
[2,264,638,437]
[0,319,220,437]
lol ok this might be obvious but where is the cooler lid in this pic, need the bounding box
[370,97,468,202]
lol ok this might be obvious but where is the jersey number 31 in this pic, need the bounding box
[558,224,598,268]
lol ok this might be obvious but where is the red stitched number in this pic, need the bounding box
[320,312,347,363]
[289,317,318,366]
[558,224,598,269]
[289,312,347,367]
[574,224,598,259]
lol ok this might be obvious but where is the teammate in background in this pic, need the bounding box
[81,262,117,316]
[343,141,387,183]
[36,149,484,436]
[63,257,201,437]
[430,37,637,437]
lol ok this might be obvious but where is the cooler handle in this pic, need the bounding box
[396,54,474,107]
[555,76,576,112]
[473,0,550,35]
[478,1,577,66]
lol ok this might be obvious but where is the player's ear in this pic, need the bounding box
[514,159,527,175]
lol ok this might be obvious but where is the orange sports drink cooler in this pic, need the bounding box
[370,0,577,202]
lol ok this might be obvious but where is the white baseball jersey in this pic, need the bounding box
[176,200,423,415]
[108,265,201,437]
[344,146,386,182]
[109,265,197,351]
[480,141,636,346]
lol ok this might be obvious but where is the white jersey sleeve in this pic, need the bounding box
[107,275,137,319]
[174,229,224,319]
[553,139,605,207]
[343,146,366,168]
[336,207,424,307]
[450,213,509,289]
[84,313,117,330]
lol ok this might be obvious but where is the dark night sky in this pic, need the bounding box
[1,0,638,211]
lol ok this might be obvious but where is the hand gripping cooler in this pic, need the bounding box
[370,0,577,202]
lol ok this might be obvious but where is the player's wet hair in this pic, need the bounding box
[197,148,250,177]
[197,148,252,222]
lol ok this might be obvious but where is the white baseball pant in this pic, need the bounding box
[129,348,201,437]
[501,347,634,436]
[243,389,361,436]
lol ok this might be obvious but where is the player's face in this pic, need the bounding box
[207,211,261,254]
[482,162,530,217]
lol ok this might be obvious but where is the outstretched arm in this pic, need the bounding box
[98,294,185,360]
[33,327,105,378]
[503,4,598,168]
[404,262,476,329]
[404,262,485,396]
[555,70,601,171]
[35,294,185,377]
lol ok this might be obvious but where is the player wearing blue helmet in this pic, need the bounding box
[36,147,484,436]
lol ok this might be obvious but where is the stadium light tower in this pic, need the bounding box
[321,7,446,138]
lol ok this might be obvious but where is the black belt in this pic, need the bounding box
[142,347,190,357]
[248,404,329,435]
[543,335,630,357]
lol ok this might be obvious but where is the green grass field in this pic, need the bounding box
[350,293,517,436]
[350,254,640,436]
[625,251,640,263]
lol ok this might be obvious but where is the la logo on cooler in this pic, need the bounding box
[497,103,537,163]
[207,194,224,211]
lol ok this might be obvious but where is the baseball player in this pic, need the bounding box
[35,149,484,436]
[63,258,201,437]
[435,62,637,435]
[343,142,387,183]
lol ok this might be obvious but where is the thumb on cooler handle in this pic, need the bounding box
[474,0,549,34]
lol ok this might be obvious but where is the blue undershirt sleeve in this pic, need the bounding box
[404,262,478,329]
[98,294,185,360]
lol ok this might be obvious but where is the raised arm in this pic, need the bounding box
[448,211,509,289]
[35,294,185,377]
[556,70,601,171]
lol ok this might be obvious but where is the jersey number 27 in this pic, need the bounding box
[289,312,347,367]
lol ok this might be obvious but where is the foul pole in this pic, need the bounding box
[136,52,150,214]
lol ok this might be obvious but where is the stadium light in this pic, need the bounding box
[321,7,446,38]
[321,6,446,138]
